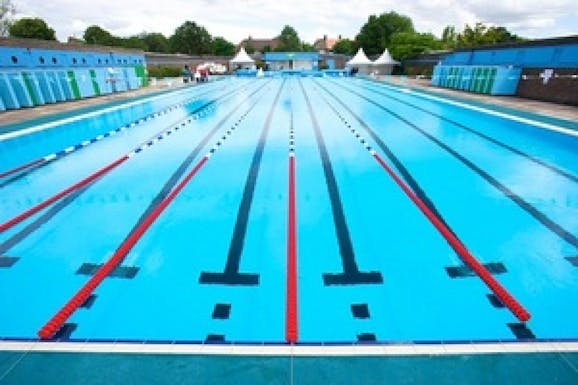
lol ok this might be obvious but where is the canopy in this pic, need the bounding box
[346,47,372,66]
[230,47,254,64]
[373,49,399,65]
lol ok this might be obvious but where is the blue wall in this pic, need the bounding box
[0,45,147,110]
[442,44,578,68]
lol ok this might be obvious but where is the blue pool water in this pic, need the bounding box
[0,77,577,344]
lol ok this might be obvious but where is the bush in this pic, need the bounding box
[147,66,182,78]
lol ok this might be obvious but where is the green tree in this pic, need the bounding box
[211,36,235,56]
[456,23,522,48]
[120,35,146,50]
[441,25,457,49]
[389,32,442,61]
[0,0,15,37]
[9,17,56,40]
[84,25,116,45]
[301,42,315,52]
[245,44,255,54]
[169,21,212,54]
[332,38,356,55]
[140,32,169,53]
[276,25,301,51]
[356,11,414,56]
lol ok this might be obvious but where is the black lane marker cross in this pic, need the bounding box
[200,80,286,285]
[299,79,382,286]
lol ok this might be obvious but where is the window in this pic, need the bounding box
[11,56,18,64]
[39,57,45,64]
[52,57,57,64]
[72,58,78,64]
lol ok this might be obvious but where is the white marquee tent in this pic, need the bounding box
[346,47,373,74]
[373,48,400,75]
[230,47,255,69]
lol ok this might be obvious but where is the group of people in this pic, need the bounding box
[181,65,209,83]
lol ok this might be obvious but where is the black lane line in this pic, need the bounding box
[0,82,269,264]
[357,78,578,184]
[125,81,270,238]
[313,79,459,240]
[200,80,285,286]
[299,79,383,286]
[332,80,578,249]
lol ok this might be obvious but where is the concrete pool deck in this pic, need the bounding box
[0,76,576,129]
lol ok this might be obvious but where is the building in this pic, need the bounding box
[313,35,340,53]
[262,52,319,71]
[237,37,281,53]
[0,38,147,111]
[432,35,578,104]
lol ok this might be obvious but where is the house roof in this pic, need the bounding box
[313,36,339,51]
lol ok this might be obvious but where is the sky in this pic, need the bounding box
[12,0,578,44]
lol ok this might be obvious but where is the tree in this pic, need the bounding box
[441,25,457,49]
[0,0,15,37]
[276,25,301,51]
[332,38,356,55]
[169,21,212,55]
[120,36,146,50]
[211,36,235,56]
[84,25,116,46]
[389,32,442,61]
[456,23,522,48]
[301,42,315,52]
[356,11,414,56]
[9,17,56,40]
[140,32,169,53]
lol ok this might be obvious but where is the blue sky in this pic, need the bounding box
[13,0,578,43]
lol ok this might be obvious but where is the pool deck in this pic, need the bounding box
[0,76,576,130]
[379,76,578,123]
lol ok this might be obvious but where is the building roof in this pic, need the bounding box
[0,37,143,54]
[237,37,281,52]
[453,35,578,52]
[313,36,340,52]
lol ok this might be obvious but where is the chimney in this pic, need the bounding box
[323,35,327,41]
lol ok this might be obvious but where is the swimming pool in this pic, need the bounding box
[0,77,577,352]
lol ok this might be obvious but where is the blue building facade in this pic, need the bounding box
[0,39,147,111]
[431,36,578,102]
[263,52,320,71]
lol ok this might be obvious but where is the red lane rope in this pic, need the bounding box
[286,155,298,343]
[0,156,128,232]
[37,156,209,340]
[372,153,531,322]
[0,159,44,179]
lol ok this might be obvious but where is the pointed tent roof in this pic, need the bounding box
[346,47,372,66]
[373,48,400,65]
[230,46,254,64]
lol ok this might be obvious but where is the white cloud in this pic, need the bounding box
[11,0,578,43]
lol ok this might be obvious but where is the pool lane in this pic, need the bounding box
[0,80,232,172]
[0,80,269,338]
[314,78,578,339]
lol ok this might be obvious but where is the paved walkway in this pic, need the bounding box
[378,76,578,123]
